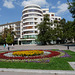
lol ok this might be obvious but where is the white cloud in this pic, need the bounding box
[3,0,15,8]
[56,3,68,15]
[57,1,61,5]
[51,6,56,9]
[21,0,49,8]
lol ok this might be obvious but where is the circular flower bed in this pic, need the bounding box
[0,50,60,60]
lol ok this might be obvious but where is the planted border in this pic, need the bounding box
[0,50,60,60]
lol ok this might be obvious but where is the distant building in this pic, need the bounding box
[0,4,61,45]
[0,21,21,44]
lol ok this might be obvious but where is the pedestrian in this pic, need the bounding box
[67,45,69,50]
[6,44,8,49]
[3,44,5,48]
[12,44,13,49]
[8,46,10,51]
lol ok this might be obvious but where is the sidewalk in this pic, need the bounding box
[0,44,75,52]
[0,68,75,75]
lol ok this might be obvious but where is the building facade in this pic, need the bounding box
[0,4,61,45]
[0,21,21,44]
[20,4,43,44]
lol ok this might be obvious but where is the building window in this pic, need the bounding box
[43,11,46,13]
[25,26,33,29]
[34,18,37,20]
[35,31,38,33]
[30,22,33,24]
[35,22,37,24]
[51,14,54,16]
[41,18,42,21]
[59,18,60,20]
[51,20,52,22]
[35,26,37,28]
[55,18,57,20]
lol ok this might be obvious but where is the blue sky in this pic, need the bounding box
[0,0,73,25]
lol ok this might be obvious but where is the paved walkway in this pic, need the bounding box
[0,44,75,52]
[69,62,75,70]
[0,68,75,75]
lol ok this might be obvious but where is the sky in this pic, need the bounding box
[0,0,74,25]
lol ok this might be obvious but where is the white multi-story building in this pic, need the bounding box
[0,4,61,45]
[0,21,21,44]
[20,4,43,44]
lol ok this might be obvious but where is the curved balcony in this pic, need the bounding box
[22,12,42,16]
[23,20,34,23]
[23,20,41,24]
[22,12,43,18]
[23,25,34,27]
[22,16,43,20]
[22,9,43,15]
[22,8,42,13]
[23,32,38,35]
[22,29,38,32]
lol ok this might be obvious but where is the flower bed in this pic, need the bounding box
[13,50,44,56]
[0,50,60,60]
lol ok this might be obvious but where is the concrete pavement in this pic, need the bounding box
[0,44,75,52]
[0,68,75,75]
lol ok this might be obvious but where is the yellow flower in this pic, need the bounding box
[12,50,44,56]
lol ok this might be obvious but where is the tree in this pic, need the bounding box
[53,18,67,44]
[37,14,54,45]
[2,28,8,40]
[58,18,75,43]
[67,0,75,43]
[64,21,73,39]
[60,18,66,41]
[0,35,5,45]
[72,19,75,42]
[67,0,75,18]
[2,26,16,44]
[6,33,14,44]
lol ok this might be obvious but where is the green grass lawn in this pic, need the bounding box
[0,50,75,70]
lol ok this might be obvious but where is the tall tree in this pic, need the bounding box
[60,18,66,40]
[2,28,8,40]
[0,35,5,44]
[67,0,75,43]
[72,19,75,42]
[64,21,73,40]
[6,33,14,44]
[53,18,67,44]
[67,0,75,18]
[2,26,16,44]
[37,14,53,45]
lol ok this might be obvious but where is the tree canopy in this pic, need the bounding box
[67,0,75,18]
[37,14,54,45]
[37,14,75,45]
[1,26,16,44]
